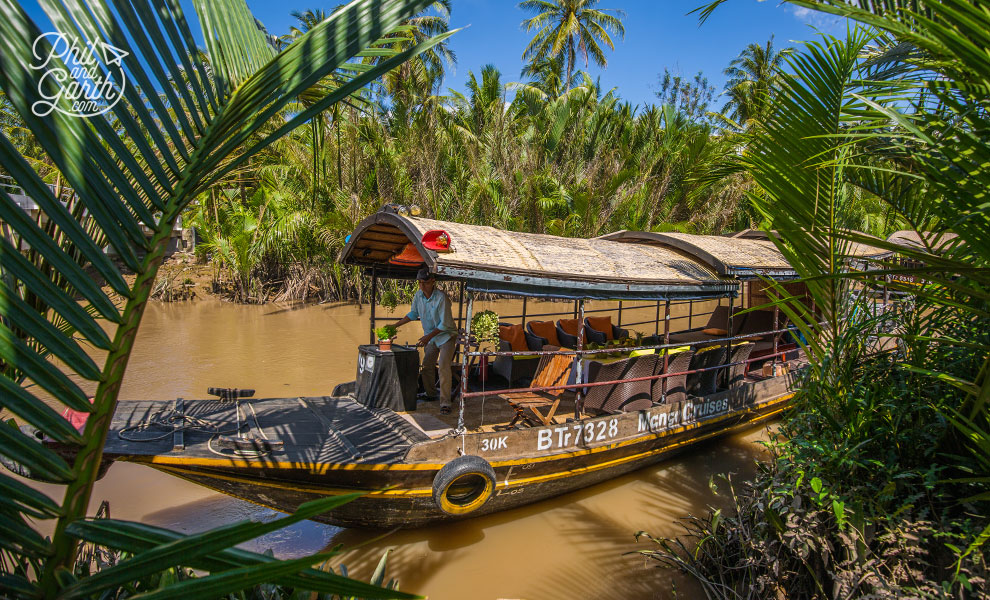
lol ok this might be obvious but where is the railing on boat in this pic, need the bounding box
[455,322,800,428]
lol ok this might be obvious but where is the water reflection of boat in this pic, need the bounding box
[60,208,808,528]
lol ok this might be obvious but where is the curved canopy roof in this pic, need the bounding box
[340,212,736,299]
[599,230,796,279]
[887,230,959,254]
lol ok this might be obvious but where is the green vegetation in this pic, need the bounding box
[637,1,990,596]
[2,4,810,307]
[375,324,399,341]
[144,2,779,304]
[519,0,626,88]
[0,0,443,597]
[470,310,501,345]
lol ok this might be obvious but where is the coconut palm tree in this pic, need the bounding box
[519,0,625,89]
[720,36,790,130]
[0,0,452,597]
[519,54,574,99]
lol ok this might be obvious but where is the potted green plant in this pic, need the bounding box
[470,310,499,382]
[375,324,398,351]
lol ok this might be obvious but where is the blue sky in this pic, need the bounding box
[18,0,845,109]
[242,0,845,108]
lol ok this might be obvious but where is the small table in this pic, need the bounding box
[355,344,419,411]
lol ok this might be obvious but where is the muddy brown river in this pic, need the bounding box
[22,297,771,599]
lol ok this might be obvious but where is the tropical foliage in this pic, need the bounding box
[640,1,990,596]
[519,0,626,89]
[182,53,753,302]
[0,0,447,597]
[719,36,790,130]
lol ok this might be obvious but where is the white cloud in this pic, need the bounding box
[789,5,844,31]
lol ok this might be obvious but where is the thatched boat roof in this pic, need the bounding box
[340,212,736,299]
[844,234,892,259]
[887,230,959,254]
[728,229,776,240]
[598,230,796,279]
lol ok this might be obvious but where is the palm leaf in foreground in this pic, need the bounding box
[0,0,450,597]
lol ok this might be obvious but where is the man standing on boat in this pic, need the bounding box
[393,266,458,413]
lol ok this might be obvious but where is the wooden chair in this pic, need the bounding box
[496,348,573,426]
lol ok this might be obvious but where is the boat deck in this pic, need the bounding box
[103,396,430,464]
[395,392,579,435]
[102,361,801,466]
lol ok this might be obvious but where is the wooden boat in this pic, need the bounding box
[42,209,807,528]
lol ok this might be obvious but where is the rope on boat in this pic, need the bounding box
[117,401,273,458]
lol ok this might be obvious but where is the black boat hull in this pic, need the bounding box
[115,375,794,528]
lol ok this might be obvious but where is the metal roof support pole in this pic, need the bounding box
[458,293,473,434]
[573,299,578,319]
[575,299,585,420]
[661,299,671,401]
[772,304,779,367]
[688,298,694,330]
[654,301,661,336]
[617,301,623,329]
[726,292,735,388]
[522,296,527,326]
[456,281,465,364]
[369,266,378,345]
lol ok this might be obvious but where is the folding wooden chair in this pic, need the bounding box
[496,349,573,426]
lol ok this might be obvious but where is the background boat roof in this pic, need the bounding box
[726,229,894,260]
[598,230,797,279]
[340,212,737,299]
[887,230,959,253]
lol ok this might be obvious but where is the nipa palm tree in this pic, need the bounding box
[519,0,626,89]
[0,0,453,597]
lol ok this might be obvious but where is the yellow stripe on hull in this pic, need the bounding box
[148,396,790,498]
[126,392,794,474]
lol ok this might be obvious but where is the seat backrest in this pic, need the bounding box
[557,318,588,345]
[585,316,614,341]
[527,320,561,347]
[652,349,694,405]
[498,322,529,352]
[704,305,730,329]
[738,310,776,338]
[532,352,573,395]
[724,342,755,389]
[584,354,656,414]
[730,307,749,336]
[704,305,749,335]
[687,345,728,397]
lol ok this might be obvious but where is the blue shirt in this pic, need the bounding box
[407,289,456,347]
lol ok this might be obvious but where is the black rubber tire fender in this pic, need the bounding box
[432,455,496,516]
